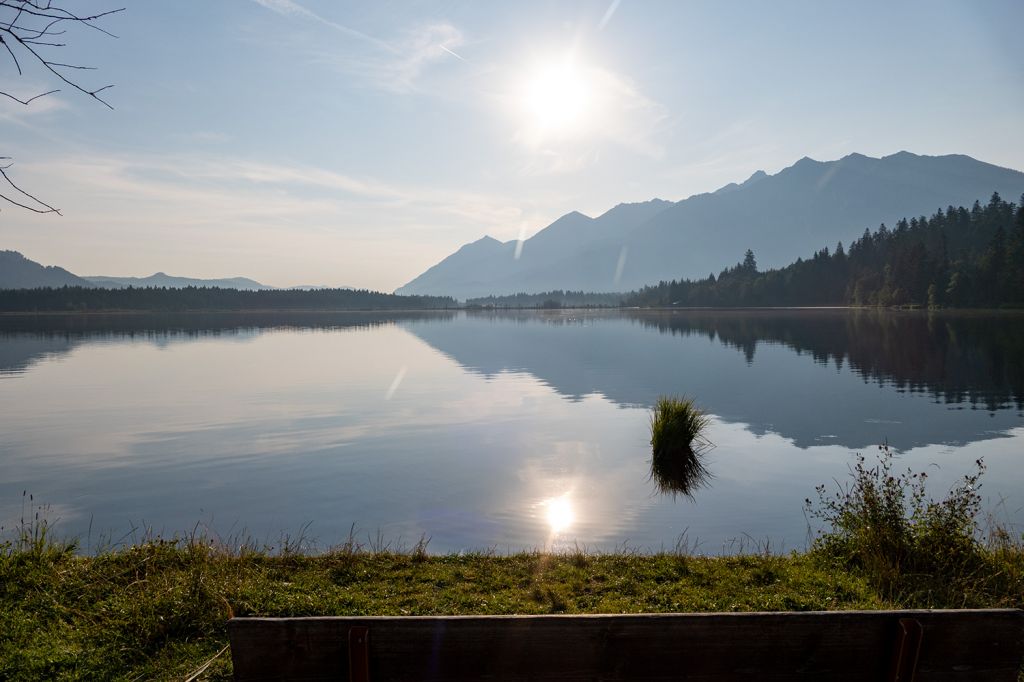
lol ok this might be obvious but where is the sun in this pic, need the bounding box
[519,56,594,137]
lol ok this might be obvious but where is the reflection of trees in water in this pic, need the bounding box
[0,311,458,373]
[0,311,456,335]
[465,309,594,327]
[631,310,1024,412]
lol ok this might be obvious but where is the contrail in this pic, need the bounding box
[439,44,466,61]
[251,0,398,54]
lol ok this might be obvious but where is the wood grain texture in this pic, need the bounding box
[228,610,1024,681]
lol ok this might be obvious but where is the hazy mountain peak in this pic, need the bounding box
[606,196,671,212]
[743,170,768,185]
[840,152,870,162]
[457,235,505,252]
[715,172,768,195]
[553,210,593,223]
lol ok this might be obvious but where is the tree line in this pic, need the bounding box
[465,290,624,309]
[0,286,457,312]
[625,193,1024,308]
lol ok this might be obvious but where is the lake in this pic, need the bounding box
[1,309,1022,554]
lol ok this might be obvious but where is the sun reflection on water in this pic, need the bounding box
[544,494,575,534]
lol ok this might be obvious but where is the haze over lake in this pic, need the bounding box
[2,310,1020,554]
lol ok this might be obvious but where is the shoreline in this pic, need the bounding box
[1,305,1022,316]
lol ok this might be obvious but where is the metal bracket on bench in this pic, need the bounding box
[889,618,923,682]
[349,626,370,682]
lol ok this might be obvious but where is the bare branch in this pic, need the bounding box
[43,61,98,70]
[0,87,58,104]
[0,0,123,213]
[1,34,23,73]
[0,164,62,214]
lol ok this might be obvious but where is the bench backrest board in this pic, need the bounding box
[229,609,1024,681]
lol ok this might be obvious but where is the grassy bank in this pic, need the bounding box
[1,539,884,680]
[4,450,1023,680]
[3,537,1022,680]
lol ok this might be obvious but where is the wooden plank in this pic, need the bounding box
[228,610,1024,681]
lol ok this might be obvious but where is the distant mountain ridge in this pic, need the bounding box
[83,273,273,290]
[0,251,278,290]
[396,152,1024,299]
[0,250,92,289]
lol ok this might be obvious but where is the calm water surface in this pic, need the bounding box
[1,310,1022,553]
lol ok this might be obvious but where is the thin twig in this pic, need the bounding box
[0,165,61,214]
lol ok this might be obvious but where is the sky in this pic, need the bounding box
[2,0,1023,291]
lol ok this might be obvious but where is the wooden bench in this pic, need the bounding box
[228,609,1024,681]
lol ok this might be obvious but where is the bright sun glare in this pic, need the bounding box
[521,57,593,136]
[545,495,576,533]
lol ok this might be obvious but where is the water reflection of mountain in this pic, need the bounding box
[404,310,1023,450]
[0,334,79,376]
[0,311,453,375]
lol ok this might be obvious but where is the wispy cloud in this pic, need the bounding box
[248,1,466,94]
[383,23,467,92]
[243,0,468,94]
[307,22,468,94]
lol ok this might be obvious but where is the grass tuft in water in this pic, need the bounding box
[649,396,714,497]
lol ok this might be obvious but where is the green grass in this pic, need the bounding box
[1,537,889,681]
[649,396,713,496]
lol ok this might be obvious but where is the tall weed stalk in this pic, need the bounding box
[806,444,1022,607]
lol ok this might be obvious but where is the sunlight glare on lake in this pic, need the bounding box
[544,494,576,534]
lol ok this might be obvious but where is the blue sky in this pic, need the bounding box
[2,0,1023,290]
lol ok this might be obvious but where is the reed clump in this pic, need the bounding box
[649,396,714,497]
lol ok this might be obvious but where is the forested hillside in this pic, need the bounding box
[626,193,1024,308]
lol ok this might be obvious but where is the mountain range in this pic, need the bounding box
[83,273,273,290]
[396,152,1024,299]
[0,251,276,290]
